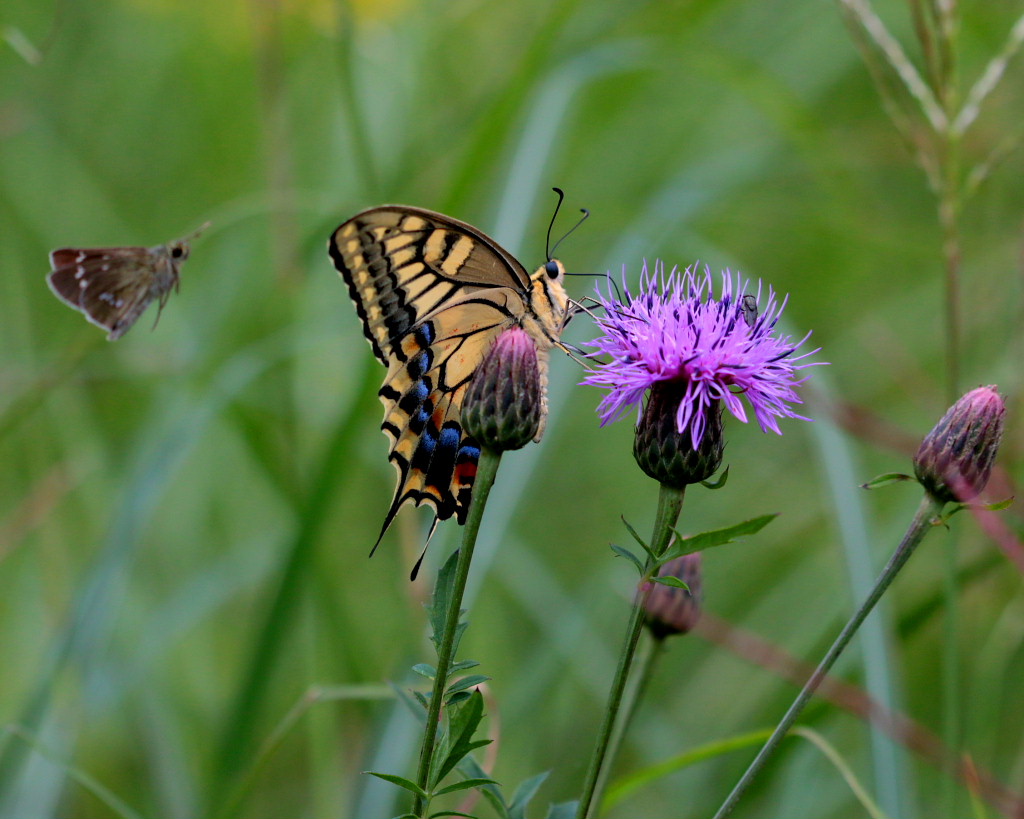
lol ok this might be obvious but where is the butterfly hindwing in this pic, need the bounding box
[376,293,523,534]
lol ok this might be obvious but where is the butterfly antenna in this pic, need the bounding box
[550,208,589,260]
[545,187,566,261]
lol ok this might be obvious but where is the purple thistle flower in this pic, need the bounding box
[583,261,821,446]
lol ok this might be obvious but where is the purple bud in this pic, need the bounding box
[913,385,1006,504]
[463,327,542,452]
[642,553,703,639]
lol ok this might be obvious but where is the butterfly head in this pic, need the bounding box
[542,258,565,283]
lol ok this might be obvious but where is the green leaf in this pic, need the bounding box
[413,691,430,710]
[450,659,481,673]
[544,801,579,819]
[446,691,471,707]
[431,690,488,787]
[984,497,1015,511]
[458,756,508,818]
[391,814,419,819]
[943,496,1014,521]
[428,812,478,818]
[701,464,730,489]
[390,681,428,721]
[660,514,778,563]
[609,543,644,573]
[860,472,914,490]
[365,771,428,798]
[430,549,462,648]
[508,771,550,819]
[620,516,656,561]
[412,663,437,679]
[446,675,490,695]
[651,575,690,590]
[433,777,501,797]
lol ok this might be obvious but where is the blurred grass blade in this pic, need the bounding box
[953,13,1024,136]
[1,726,143,819]
[837,0,946,132]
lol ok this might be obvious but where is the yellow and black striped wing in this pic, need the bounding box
[328,205,530,363]
[328,206,533,541]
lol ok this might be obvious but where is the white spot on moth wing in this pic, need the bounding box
[76,252,86,263]
[101,263,111,271]
[75,267,86,279]
[79,279,89,288]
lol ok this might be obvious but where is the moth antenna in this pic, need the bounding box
[550,207,589,259]
[182,220,212,243]
[545,187,566,261]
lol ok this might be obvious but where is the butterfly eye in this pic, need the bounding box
[545,260,560,279]
[171,245,186,259]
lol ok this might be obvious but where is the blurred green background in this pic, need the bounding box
[2,0,1023,817]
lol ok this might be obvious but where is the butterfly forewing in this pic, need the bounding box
[329,206,530,363]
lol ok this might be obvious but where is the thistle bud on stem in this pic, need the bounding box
[913,385,1006,504]
[633,384,724,488]
[463,327,542,452]
[643,552,703,639]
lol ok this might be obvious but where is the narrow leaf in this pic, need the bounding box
[413,691,430,710]
[428,812,478,819]
[431,690,487,786]
[701,465,730,489]
[509,771,550,819]
[661,514,777,562]
[434,777,501,797]
[544,801,579,819]
[430,549,461,647]
[365,771,428,798]
[450,659,481,673]
[446,691,471,707]
[412,663,437,680]
[609,543,644,573]
[446,675,491,696]
[651,576,690,590]
[620,516,656,561]
[458,756,508,817]
[860,472,914,490]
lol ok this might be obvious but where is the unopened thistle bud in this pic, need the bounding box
[463,327,542,452]
[633,384,724,488]
[643,552,703,639]
[913,385,1006,504]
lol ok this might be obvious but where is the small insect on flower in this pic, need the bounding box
[47,223,208,340]
[583,261,822,453]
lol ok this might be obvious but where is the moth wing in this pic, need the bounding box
[47,247,156,340]
[328,205,531,364]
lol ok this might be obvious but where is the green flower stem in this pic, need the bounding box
[591,634,665,814]
[576,483,685,819]
[411,447,502,818]
[712,494,942,819]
